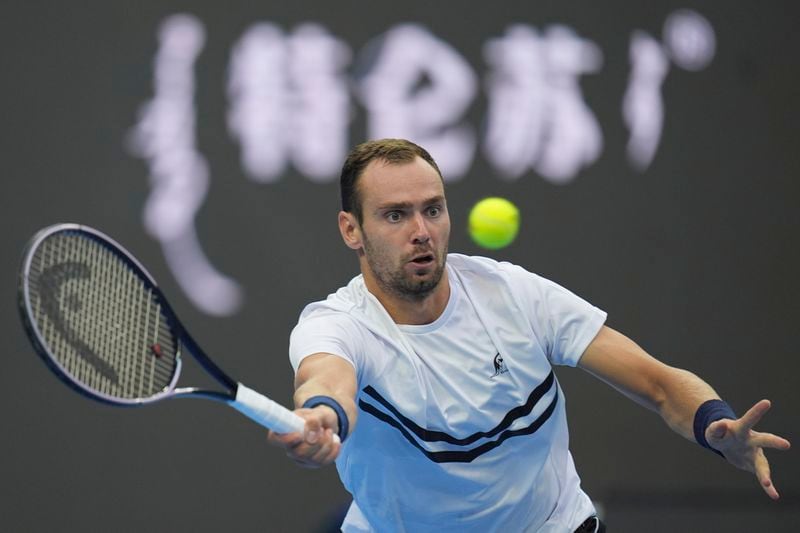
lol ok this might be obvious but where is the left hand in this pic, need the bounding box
[705,399,791,500]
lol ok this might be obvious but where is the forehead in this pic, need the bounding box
[359,157,444,208]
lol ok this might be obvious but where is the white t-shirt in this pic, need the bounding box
[289,254,607,532]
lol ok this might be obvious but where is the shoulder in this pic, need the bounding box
[447,253,512,276]
[289,300,371,375]
[296,274,367,320]
[293,291,369,343]
[447,253,542,288]
[447,254,588,318]
[290,275,371,352]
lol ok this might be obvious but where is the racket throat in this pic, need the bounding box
[172,387,231,402]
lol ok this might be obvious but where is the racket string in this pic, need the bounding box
[86,238,105,394]
[27,231,179,400]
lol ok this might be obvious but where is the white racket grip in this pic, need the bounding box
[229,383,305,434]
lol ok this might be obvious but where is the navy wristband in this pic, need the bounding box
[302,395,349,442]
[693,399,736,458]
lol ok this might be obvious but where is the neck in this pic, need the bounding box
[363,268,451,326]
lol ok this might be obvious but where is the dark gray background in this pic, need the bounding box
[1,1,797,531]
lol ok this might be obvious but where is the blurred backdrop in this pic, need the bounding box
[1,1,798,531]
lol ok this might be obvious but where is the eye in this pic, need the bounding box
[386,211,402,223]
[427,205,442,217]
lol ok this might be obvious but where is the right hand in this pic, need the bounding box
[267,405,342,468]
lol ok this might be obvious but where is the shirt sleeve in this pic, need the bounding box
[288,312,363,375]
[503,263,607,367]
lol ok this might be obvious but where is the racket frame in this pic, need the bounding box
[18,223,237,407]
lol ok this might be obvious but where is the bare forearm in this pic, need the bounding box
[652,367,720,442]
[579,326,791,500]
[265,353,356,469]
[293,353,358,433]
[579,326,721,442]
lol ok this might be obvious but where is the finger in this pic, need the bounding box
[309,436,332,464]
[753,450,780,500]
[292,427,335,454]
[267,430,304,447]
[291,455,324,469]
[286,437,311,453]
[322,429,341,458]
[737,399,771,433]
[286,441,322,464]
[750,431,792,451]
[309,429,338,465]
[299,406,340,443]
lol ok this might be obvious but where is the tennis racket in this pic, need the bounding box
[18,223,305,435]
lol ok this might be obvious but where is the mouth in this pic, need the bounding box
[409,252,435,266]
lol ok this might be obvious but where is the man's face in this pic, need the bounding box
[355,157,450,301]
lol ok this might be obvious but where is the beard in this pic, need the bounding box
[362,235,448,301]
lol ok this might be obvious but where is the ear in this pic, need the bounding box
[338,211,363,250]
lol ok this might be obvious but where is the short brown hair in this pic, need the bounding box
[340,138,443,224]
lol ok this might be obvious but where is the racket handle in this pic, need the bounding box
[229,383,305,434]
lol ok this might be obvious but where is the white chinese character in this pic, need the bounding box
[623,31,669,170]
[483,25,603,184]
[623,10,715,170]
[129,14,243,316]
[663,9,715,72]
[227,23,351,183]
[357,24,477,181]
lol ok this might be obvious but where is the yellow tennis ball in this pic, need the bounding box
[468,197,520,249]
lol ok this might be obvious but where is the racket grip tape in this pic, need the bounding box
[229,383,305,434]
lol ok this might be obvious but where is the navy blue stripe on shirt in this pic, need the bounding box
[358,387,559,463]
[361,370,555,445]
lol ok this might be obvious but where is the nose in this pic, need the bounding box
[410,212,431,244]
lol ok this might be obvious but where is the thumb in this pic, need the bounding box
[304,417,322,444]
[707,420,729,441]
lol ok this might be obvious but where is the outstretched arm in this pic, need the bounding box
[267,352,358,468]
[578,326,791,499]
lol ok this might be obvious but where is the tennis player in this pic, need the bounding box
[269,139,790,532]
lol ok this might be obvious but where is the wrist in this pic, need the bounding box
[302,395,349,442]
[693,399,737,457]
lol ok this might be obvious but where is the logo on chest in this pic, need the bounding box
[491,352,509,378]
